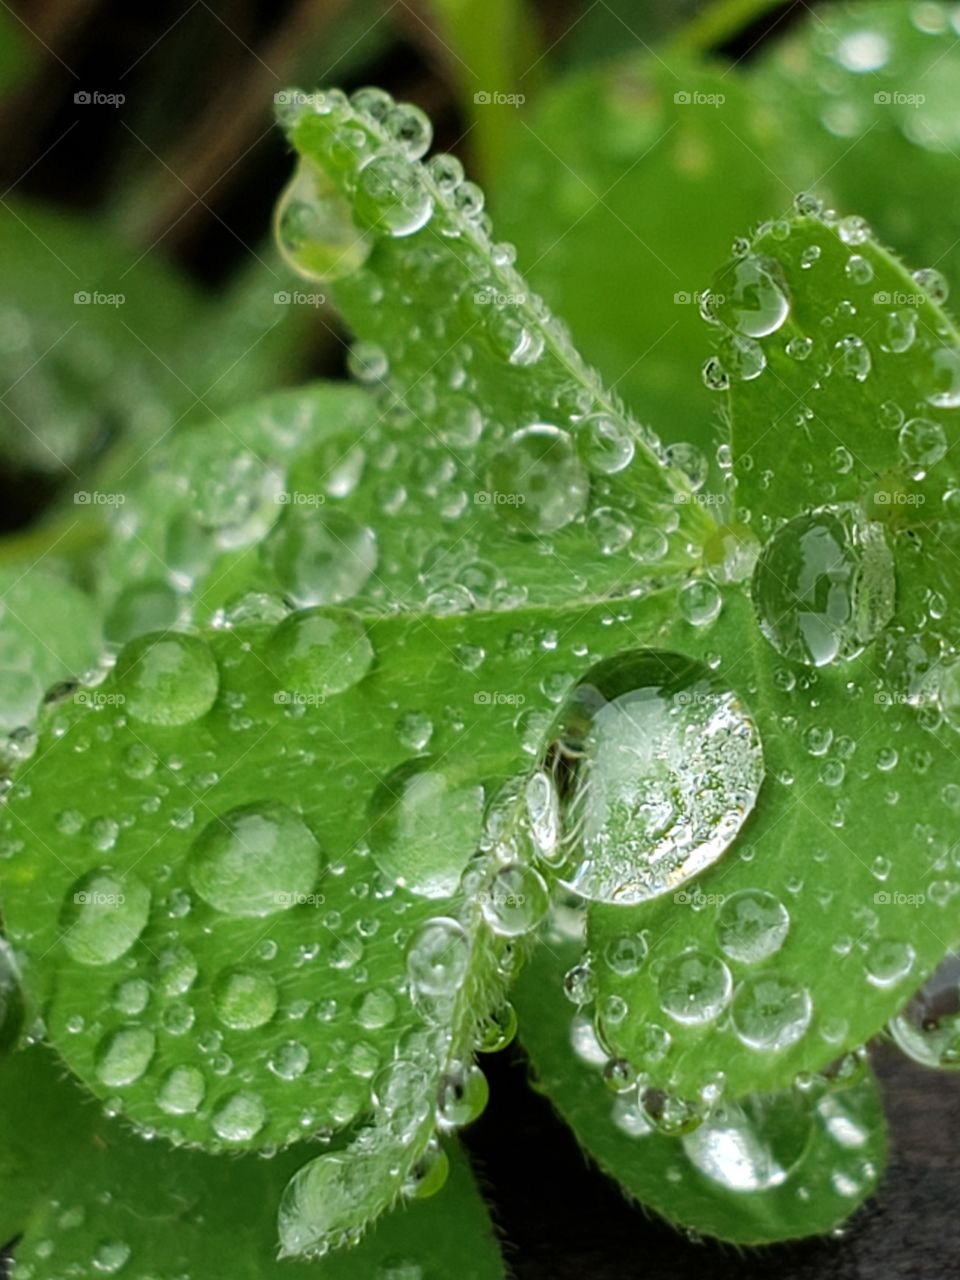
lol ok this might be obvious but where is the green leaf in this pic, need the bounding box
[516,937,887,1243]
[0,564,101,738]
[586,208,960,1100]
[0,1044,504,1279]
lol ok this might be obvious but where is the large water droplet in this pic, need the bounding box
[212,966,279,1029]
[212,1090,267,1142]
[731,972,812,1049]
[727,256,790,337]
[95,1025,156,1087]
[369,758,483,898]
[406,917,470,996]
[752,503,895,667]
[264,507,378,606]
[114,632,219,726]
[354,154,434,237]
[486,425,589,535]
[275,159,371,280]
[545,651,764,904]
[157,1064,206,1114]
[658,949,732,1025]
[188,802,321,917]
[60,870,151,966]
[266,607,374,700]
[715,890,790,963]
[682,1093,811,1190]
[889,953,960,1068]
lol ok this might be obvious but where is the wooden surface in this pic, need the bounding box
[464,1042,960,1278]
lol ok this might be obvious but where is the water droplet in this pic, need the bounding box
[682,1093,811,1190]
[678,579,722,626]
[354,154,434,237]
[60,870,151,966]
[270,1039,311,1080]
[715,890,790,963]
[480,863,549,936]
[864,938,915,988]
[487,425,589,535]
[752,504,895,666]
[369,758,483,898]
[726,256,790,337]
[157,1064,206,1114]
[899,416,947,473]
[275,159,370,280]
[732,973,812,1049]
[212,966,278,1029]
[546,651,764,904]
[406,917,469,996]
[264,507,378,606]
[437,1062,489,1129]
[115,632,219,726]
[188,802,321,917]
[212,1090,266,1142]
[266,608,374,698]
[95,1025,156,1087]
[659,950,732,1025]
[889,953,960,1068]
[580,413,635,474]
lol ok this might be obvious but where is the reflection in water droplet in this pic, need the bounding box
[487,425,589,535]
[95,1025,156,1087]
[715,890,790,964]
[267,608,374,698]
[264,507,378,606]
[545,651,763,904]
[889,952,960,1068]
[726,256,791,337]
[188,802,321,917]
[682,1092,812,1191]
[275,160,370,281]
[60,870,151,966]
[115,632,219,726]
[369,758,483,898]
[732,972,812,1049]
[752,504,895,667]
[658,949,732,1025]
